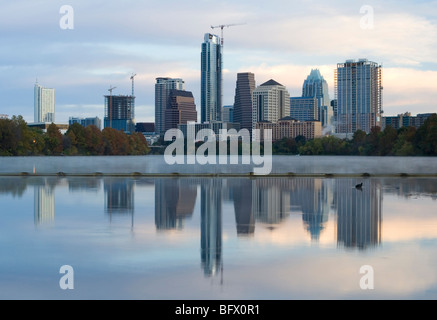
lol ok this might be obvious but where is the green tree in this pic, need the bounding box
[416,114,437,155]
[44,123,63,155]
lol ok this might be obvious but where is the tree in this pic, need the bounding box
[416,114,437,155]
[45,123,63,155]
[84,125,104,155]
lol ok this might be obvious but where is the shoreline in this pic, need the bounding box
[1,155,437,177]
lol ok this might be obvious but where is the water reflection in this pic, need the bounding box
[1,176,436,248]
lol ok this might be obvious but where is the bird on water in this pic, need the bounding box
[355,182,363,189]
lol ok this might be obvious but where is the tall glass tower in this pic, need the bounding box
[302,69,332,128]
[201,33,222,123]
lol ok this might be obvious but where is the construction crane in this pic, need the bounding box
[211,23,246,47]
[108,85,116,128]
[130,73,137,97]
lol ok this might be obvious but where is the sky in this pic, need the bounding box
[1,0,437,124]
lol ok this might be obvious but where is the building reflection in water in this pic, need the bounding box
[34,181,55,225]
[104,178,134,217]
[334,179,382,250]
[154,178,197,230]
[290,178,332,241]
[231,179,255,236]
[200,179,223,278]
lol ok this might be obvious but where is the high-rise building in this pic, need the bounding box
[233,72,256,132]
[34,81,55,123]
[164,89,197,132]
[290,97,319,122]
[104,95,135,133]
[302,69,332,127]
[155,77,185,136]
[335,59,383,134]
[252,79,290,129]
[201,33,222,123]
[256,117,322,141]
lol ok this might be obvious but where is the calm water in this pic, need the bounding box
[1,175,437,300]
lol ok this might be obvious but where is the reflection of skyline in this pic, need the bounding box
[334,179,382,250]
[154,178,197,230]
[15,176,427,252]
[104,178,134,216]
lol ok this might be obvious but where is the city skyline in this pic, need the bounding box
[1,1,436,124]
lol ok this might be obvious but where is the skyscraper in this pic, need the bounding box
[335,59,383,134]
[164,89,197,132]
[104,95,135,133]
[155,77,185,136]
[252,79,290,129]
[302,69,332,128]
[201,33,222,123]
[233,72,256,132]
[34,81,55,123]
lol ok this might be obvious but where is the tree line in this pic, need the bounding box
[275,113,437,156]
[0,116,150,156]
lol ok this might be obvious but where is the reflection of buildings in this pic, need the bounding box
[34,183,55,225]
[104,178,134,216]
[290,178,332,241]
[253,178,290,227]
[230,179,255,236]
[200,179,222,277]
[334,179,382,250]
[154,178,197,230]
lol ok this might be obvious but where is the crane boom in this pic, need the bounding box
[210,23,246,46]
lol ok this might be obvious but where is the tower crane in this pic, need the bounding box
[130,73,137,97]
[108,85,116,128]
[211,23,246,47]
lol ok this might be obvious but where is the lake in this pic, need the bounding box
[0,171,436,299]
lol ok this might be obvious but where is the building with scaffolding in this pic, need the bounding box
[104,95,135,133]
[335,59,383,135]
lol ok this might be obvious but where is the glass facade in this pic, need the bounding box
[201,33,222,123]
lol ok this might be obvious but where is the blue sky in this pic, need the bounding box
[1,0,436,124]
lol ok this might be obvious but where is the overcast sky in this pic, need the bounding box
[1,0,436,124]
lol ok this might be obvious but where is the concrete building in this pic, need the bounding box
[165,89,197,132]
[252,79,290,129]
[155,77,185,136]
[335,59,383,134]
[34,81,55,123]
[233,72,256,133]
[255,117,322,141]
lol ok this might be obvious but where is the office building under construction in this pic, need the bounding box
[104,95,135,134]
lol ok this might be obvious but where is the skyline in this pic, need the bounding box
[1,0,437,124]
